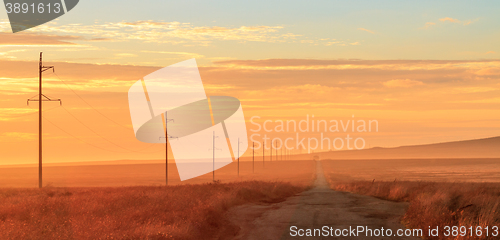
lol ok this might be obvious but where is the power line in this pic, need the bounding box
[27,98,158,153]
[46,72,158,153]
[42,116,127,153]
[59,105,158,153]
[28,75,159,153]
[52,72,130,130]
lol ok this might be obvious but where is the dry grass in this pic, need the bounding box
[0,181,307,240]
[332,181,500,239]
[322,159,500,183]
[322,159,500,239]
[0,160,315,188]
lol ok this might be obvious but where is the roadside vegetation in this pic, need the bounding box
[0,181,306,240]
[333,181,500,240]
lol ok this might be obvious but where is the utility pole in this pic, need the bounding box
[270,140,273,162]
[27,52,61,189]
[213,131,215,181]
[262,141,265,168]
[210,131,220,182]
[275,141,277,162]
[165,112,173,185]
[163,112,174,185]
[237,137,240,177]
[252,142,255,173]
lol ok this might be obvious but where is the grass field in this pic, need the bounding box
[322,158,500,182]
[0,181,308,240]
[0,160,315,188]
[323,159,500,240]
[0,160,315,239]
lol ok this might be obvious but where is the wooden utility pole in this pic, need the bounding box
[252,142,254,173]
[262,141,265,168]
[160,111,174,185]
[275,141,277,161]
[165,111,168,186]
[270,140,273,162]
[237,137,240,176]
[213,131,215,181]
[211,132,220,182]
[28,52,61,188]
[165,111,169,185]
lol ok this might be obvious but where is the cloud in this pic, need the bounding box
[439,17,460,23]
[0,49,27,59]
[88,38,114,42]
[141,51,204,59]
[358,28,375,34]
[213,59,500,71]
[0,33,83,46]
[1,58,499,114]
[439,17,476,26]
[452,87,498,93]
[420,22,436,29]
[2,20,359,47]
[383,79,424,88]
[0,132,37,141]
[452,97,500,104]
[0,20,359,48]
[421,18,476,29]
[0,59,160,94]
[486,51,496,55]
[114,53,137,58]
[0,108,37,121]
[28,20,298,46]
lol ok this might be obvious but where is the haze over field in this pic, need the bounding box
[317,136,500,159]
[1,1,500,166]
[1,2,500,240]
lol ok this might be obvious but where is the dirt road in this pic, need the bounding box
[227,161,421,239]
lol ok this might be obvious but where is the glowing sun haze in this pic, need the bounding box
[0,0,499,165]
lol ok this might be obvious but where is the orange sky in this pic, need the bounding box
[1,1,500,165]
[1,58,500,165]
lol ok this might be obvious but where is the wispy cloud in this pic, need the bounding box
[0,20,361,48]
[439,17,475,26]
[421,17,476,29]
[141,51,204,59]
[439,17,461,23]
[1,58,499,114]
[0,108,37,121]
[0,132,37,141]
[452,87,498,93]
[26,20,299,46]
[358,28,375,34]
[383,79,424,88]
[213,59,500,71]
[420,22,436,29]
[0,33,83,46]
[114,53,137,58]
[452,98,500,104]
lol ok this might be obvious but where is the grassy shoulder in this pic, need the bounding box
[0,181,307,240]
[332,180,500,239]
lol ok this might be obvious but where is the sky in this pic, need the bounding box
[1,0,500,165]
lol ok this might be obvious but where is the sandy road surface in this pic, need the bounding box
[227,161,421,239]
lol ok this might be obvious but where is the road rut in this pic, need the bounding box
[227,161,421,239]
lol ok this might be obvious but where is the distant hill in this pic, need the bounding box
[316,136,500,160]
